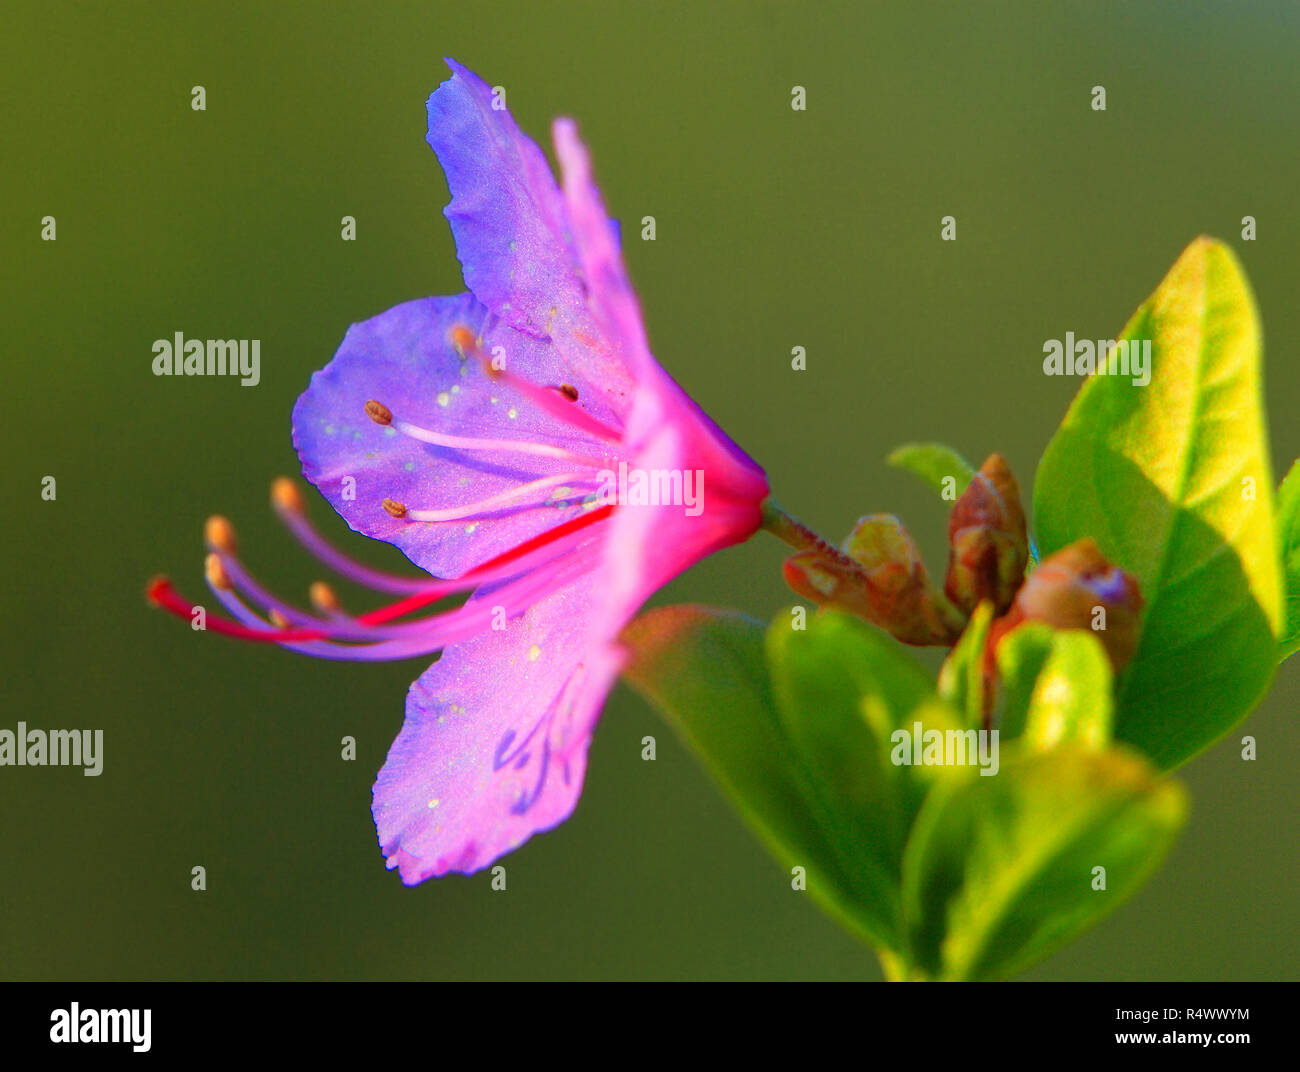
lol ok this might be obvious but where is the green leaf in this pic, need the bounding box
[937,600,994,728]
[995,625,1113,749]
[765,613,962,922]
[1033,237,1280,769]
[620,606,904,951]
[888,442,977,499]
[901,745,1187,980]
[623,606,975,963]
[1275,459,1300,660]
[993,623,1054,741]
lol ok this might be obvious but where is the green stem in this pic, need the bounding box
[759,498,863,574]
[878,949,911,982]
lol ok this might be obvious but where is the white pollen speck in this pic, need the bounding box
[465,522,479,533]
[490,397,498,404]
[451,385,460,394]
[528,644,541,661]
[427,798,440,809]
[507,407,518,419]
[437,392,451,407]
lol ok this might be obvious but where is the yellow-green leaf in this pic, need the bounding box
[995,625,1113,749]
[888,442,977,500]
[1033,237,1280,768]
[1275,459,1300,660]
[621,606,904,952]
[937,600,994,729]
[901,745,1187,980]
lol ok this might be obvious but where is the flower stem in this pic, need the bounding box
[759,498,860,572]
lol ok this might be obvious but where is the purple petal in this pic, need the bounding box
[292,294,616,578]
[552,118,654,381]
[595,422,767,621]
[373,566,622,881]
[429,61,583,342]
[550,117,764,477]
[429,61,635,417]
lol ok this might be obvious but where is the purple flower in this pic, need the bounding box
[150,60,769,882]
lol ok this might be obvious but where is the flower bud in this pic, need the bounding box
[988,538,1144,671]
[782,515,964,646]
[944,453,1029,617]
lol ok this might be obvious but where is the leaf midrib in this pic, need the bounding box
[943,780,1140,980]
[1117,253,1213,709]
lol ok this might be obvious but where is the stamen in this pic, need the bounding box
[204,582,409,654]
[448,325,480,357]
[355,503,615,627]
[271,473,597,617]
[309,581,342,615]
[451,503,613,590]
[558,383,579,401]
[365,399,393,426]
[211,550,327,627]
[149,504,616,649]
[446,322,625,443]
[205,547,595,661]
[209,549,465,641]
[147,578,327,642]
[205,516,238,554]
[205,553,233,590]
[271,477,306,515]
[405,472,593,523]
[389,415,613,470]
[271,477,431,594]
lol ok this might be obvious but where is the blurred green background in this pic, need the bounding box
[3,0,1297,980]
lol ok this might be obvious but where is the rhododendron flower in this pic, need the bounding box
[149,59,768,882]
